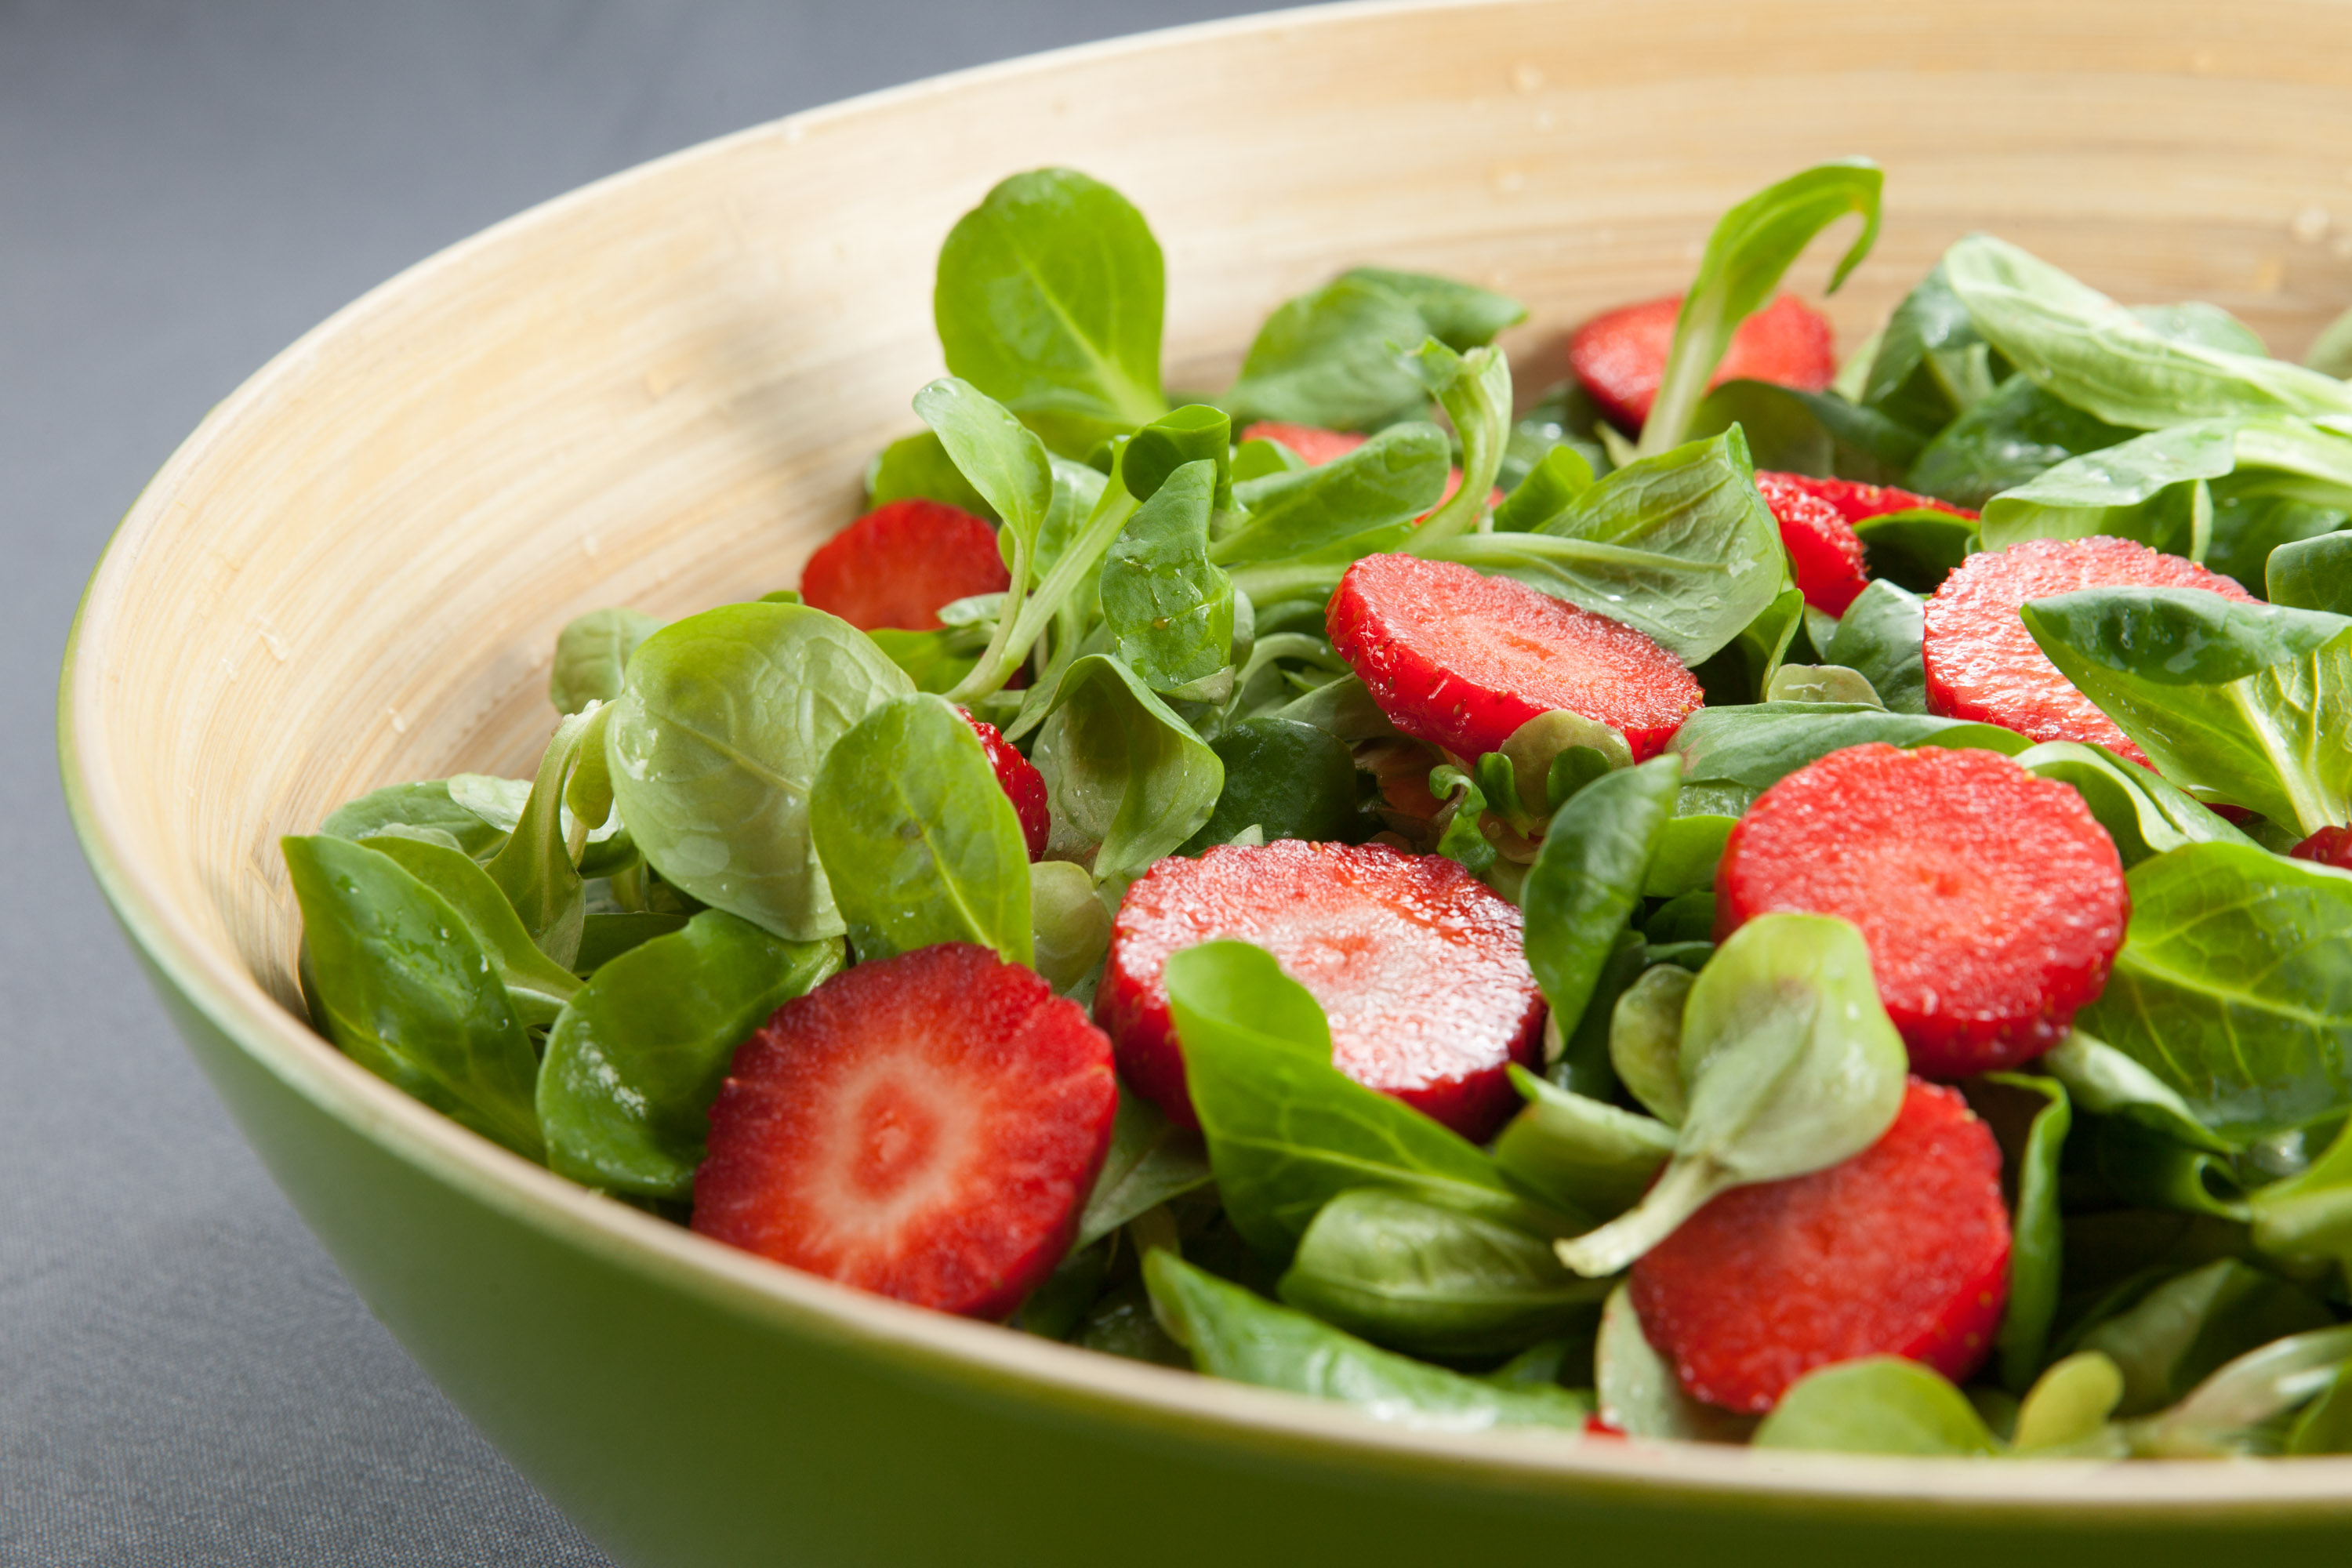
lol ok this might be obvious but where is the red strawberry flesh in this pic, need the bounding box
[960,708,1049,861]
[1567,293,1835,433]
[1765,473,1977,525]
[1755,471,1872,615]
[691,943,1117,1319]
[2290,826,2352,870]
[1327,553,1703,763]
[799,498,1010,632]
[1715,742,2128,1076]
[1097,840,1544,1140]
[1630,1079,2012,1413]
[1922,536,2254,767]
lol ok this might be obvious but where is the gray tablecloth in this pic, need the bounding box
[2,4,1252,1561]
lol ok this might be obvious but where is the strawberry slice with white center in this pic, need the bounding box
[691,943,1117,1319]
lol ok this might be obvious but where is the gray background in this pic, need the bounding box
[1,3,1254,1562]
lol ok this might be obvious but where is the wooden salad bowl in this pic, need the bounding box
[60,2,2352,1562]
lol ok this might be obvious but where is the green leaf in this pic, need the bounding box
[550,608,662,717]
[1821,579,1929,713]
[1179,717,1361,853]
[285,835,543,1159]
[1762,663,1881,707]
[1944,235,2352,430]
[808,693,1033,966]
[1592,1283,1757,1442]
[321,780,506,861]
[1642,815,1733,899]
[2288,1361,2352,1454]
[2249,1114,2352,1279]
[1861,261,1988,428]
[1980,420,2241,552]
[1427,764,1497,876]
[911,376,1058,702]
[2011,1352,2128,1454]
[1338,267,1526,352]
[2077,1258,2336,1417]
[1431,427,1786,665]
[1556,914,1907,1276]
[1978,1073,2072,1390]
[1144,1250,1593,1432]
[1028,859,1112,996]
[1033,653,1223,890]
[866,626,985,695]
[2020,588,2352,835]
[574,910,691,974]
[481,706,607,967]
[1098,458,1235,691]
[1276,1188,1608,1359]
[1165,940,1557,1255]
[536,913,843,1200]
[2131,1323,2352,1457]
[933,168,1167,455]
[2015,741,2259,869]
[1639,160,1882,456]
[361,835,582,1029]
[1076,1084,1212,1249]
[1221,275,1433,431]
[1904,372,2136,511]
[1212,423,1450,567]
[1494,1065,1675,1220]
[1399,340,1511,550]
[1610,964,1693,1126]
[2041,1029,2237,1154]
[1692,586,1806,706]
[1753,1358,2004,1455]
[2269,529,2352,615]
[1520,757,1682,1039]
[866,429,1000,520]
[1493,443,1596,533]
[607,601,914,942]
[2079,844,2352,1142]
[1852,509,1980,594]
[1686,380,1926,482]
[1664,702,2030,811]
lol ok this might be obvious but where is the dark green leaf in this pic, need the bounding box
[1338,267,1526,352]
[1905,372,2135,510]
[2249,1113,2352,1279]
[574,911,690,974]
[1277,1188,1607,1358]
[1099,459,1235,691]
[1686,380,1926,481]
[1521,757,1682,1040]
[2079,844,2352,1141]
[607,601,913,941]
[1692,586,1806,706]
[1432,427,1785,665]
[1494,1065,1675,1220]
[1945,235,2352,430]
[362,834,582,1029]
[1822,579,1929,713]
[1641,160,1882,455]
[2077,1258,2336,1417]
[1861,261,1987,427]
[482,706,607,967]
[321,780,506,861]
[2269,529,2352,615]
[1166,940,1556,1255]
[1033,653,1223,890]
[1665,702,2030,811]
[1221,275,1433,431]
[808,693,1033,965]
[934,168,1167,454]
[285,835,542,1158]
[2132,1323,2352,1456]
[1180,717,1360,853]
[1076,1084,1212,1249]
[2020,588,2352,834]
[1398,340,1510,549]
[1212,423,1450,567]
[1145,1250,1593,1431]
[1493,443,1596,532]
[537,913,843,1199]
[1978,1073,2072,1391]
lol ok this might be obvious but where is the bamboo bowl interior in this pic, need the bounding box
[65,0,2352,1506]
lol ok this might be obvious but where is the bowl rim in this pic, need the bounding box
[56,0,2352,1517]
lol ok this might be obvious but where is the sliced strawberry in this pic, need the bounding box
[1715,743,2127,1076]
[798,498,1010,632]
[1922,536,2255,768]
[691,943,1117,1319]
[1630,1079,2011,1413]
[1762,473,1978,525]
[1327,553,1703,763]
[959,708,1048,860]
[1097,840,1543,1140]
[1237,421,1501,514]
[2290,826,2352,870]
[1567,293,1836,433]
[1755,471,1872,615]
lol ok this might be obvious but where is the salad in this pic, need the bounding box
[285,159,2352,1461]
